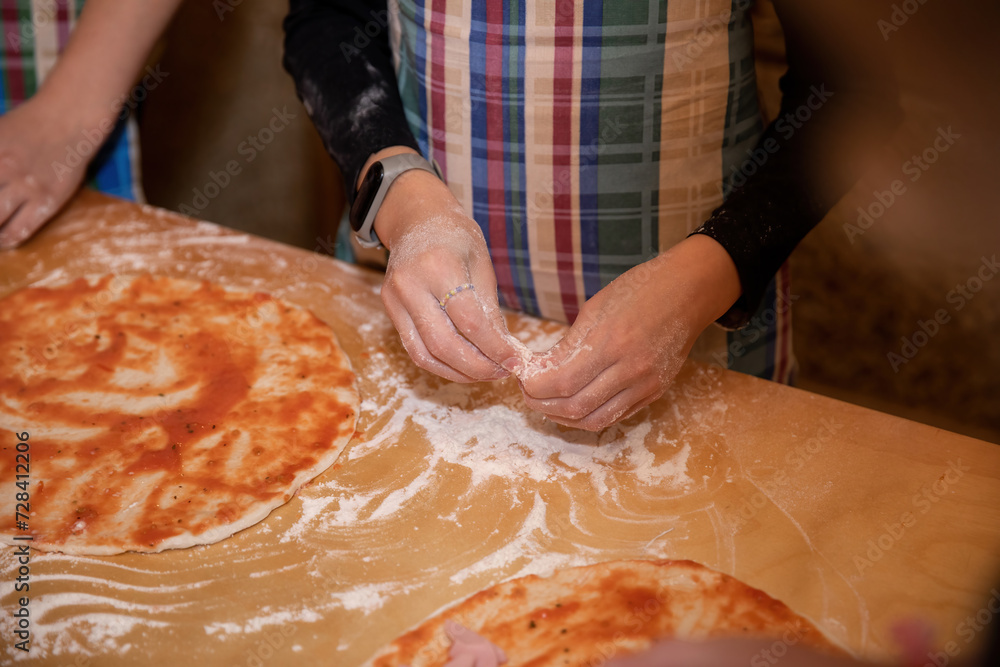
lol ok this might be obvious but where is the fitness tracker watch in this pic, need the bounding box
[349,153,441,249]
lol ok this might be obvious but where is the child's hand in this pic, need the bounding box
[376,162,522,383]
[0,98,90,250]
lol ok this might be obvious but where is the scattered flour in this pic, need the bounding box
[3,612,165,663]
[446,493,596,586]
[347,348,694,494]
[329,581,404,614]
[202,607,323,636]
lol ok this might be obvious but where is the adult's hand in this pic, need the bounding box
[517,234,741,431]
[370,148,524,383]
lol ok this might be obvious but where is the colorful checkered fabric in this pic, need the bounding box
[0,0,142,202]
[388,0,793,382]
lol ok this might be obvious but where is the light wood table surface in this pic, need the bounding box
[1,192,998,666]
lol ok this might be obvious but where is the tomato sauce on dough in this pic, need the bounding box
[0,275,358,554]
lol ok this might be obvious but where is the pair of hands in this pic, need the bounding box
[371,149,742,431]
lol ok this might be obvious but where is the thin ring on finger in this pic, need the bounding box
[438,283,475,311]
[382,290,479,383]
[391,286,507,380]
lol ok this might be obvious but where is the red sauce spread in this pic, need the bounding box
[0,275,357,552]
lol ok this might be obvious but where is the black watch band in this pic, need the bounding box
[349,154,441,249]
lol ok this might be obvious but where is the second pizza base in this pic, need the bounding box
[367,559,843,666]
[0,274,359,555]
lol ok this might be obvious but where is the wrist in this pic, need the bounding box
[32,81,118,144]
[658,234,743,331]
[373,169,457,250]
[356,146,421,192]
[355,149,461,251]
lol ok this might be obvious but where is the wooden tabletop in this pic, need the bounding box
[2,191,999,666]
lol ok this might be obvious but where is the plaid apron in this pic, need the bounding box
[389,0,794,382]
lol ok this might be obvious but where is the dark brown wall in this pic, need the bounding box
[754,0,1000,442]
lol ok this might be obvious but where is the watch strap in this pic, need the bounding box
[353,153,441,249]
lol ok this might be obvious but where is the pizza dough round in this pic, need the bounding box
[0,274,358,555]
[366,559,844,666]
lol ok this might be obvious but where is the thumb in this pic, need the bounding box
[513,330,578,396]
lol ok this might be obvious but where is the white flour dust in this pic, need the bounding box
[281,315,699,543]
[359,348,692,484]
[357,375,692,493]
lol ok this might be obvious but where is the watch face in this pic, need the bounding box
[350,162,385,232]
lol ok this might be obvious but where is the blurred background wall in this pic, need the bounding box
[752,0,1000,443]
[139,0,343,251]
[138,0,999,443]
